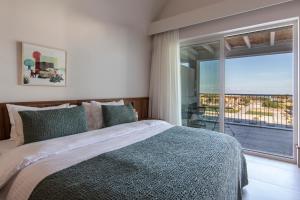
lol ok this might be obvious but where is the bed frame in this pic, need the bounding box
[0,97,149,140]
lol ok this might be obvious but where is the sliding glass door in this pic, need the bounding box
[224,26,294,158]
[180,21,298,161]
[181,41,221,131]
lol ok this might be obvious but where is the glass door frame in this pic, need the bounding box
[180,18,299,165]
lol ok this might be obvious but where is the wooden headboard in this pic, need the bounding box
[0,97,149,140]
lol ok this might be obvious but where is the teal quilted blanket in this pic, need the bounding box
[29,126,248,200]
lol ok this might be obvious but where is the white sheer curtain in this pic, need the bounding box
[149,30,181,125]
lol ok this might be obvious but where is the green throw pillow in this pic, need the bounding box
[102,104,137,127]
[19,106,88,144]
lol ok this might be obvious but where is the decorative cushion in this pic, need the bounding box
[91,100,125,129]
[6,104,70,146]
[102,104,137,127]
[18,106,88,144]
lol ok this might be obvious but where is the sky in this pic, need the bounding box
[199,53,293,95]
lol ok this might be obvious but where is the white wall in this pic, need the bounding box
[0,0,166,102]
[181,67,195,106]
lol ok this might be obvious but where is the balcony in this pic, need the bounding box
[182,94,294,158]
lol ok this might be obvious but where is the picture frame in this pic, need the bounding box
[21,42,67,87]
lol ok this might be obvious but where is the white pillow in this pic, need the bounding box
[91,100,125,129]
[68,105,78,108]
[82,102,97,131]
[134,109,139,121]
[6,104,69,146]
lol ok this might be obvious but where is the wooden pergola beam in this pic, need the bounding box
[187,48,199,56]
[180,50,197,61]
[226,41,292,59]
[225,40,232,51]
[202,44,214,54]
[243,36,251,49]
[270,31,276,46]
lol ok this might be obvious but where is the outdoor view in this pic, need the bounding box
[200,54,293,129]
[181,26,294,158]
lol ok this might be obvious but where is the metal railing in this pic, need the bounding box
[197,93,293,130]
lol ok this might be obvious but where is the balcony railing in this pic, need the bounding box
[197,93,293,130]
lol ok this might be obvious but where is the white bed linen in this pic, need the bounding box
[0,120,172,200]
[0,141,17,156]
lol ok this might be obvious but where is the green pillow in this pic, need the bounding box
[19,106,88,144]
[102,104,137,127]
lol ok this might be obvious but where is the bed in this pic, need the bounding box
[0,99,248,200]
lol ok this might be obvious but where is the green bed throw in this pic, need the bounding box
[29,126,248,200]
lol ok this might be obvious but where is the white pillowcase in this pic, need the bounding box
[92,100,124,107]
[82,102,98,131]
[68,105,78,108]
[6,104,70,146]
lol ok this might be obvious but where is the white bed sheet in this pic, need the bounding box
[0,120,172,200]
[0,140,17,156]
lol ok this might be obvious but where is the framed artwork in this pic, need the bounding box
[21,42,66,86]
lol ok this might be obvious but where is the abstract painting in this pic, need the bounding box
[21,42,66,86]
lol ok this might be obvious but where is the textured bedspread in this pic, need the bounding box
[29,126,248,200]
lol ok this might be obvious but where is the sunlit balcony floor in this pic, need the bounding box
[187,121,293,158]
[226,124,293,157]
